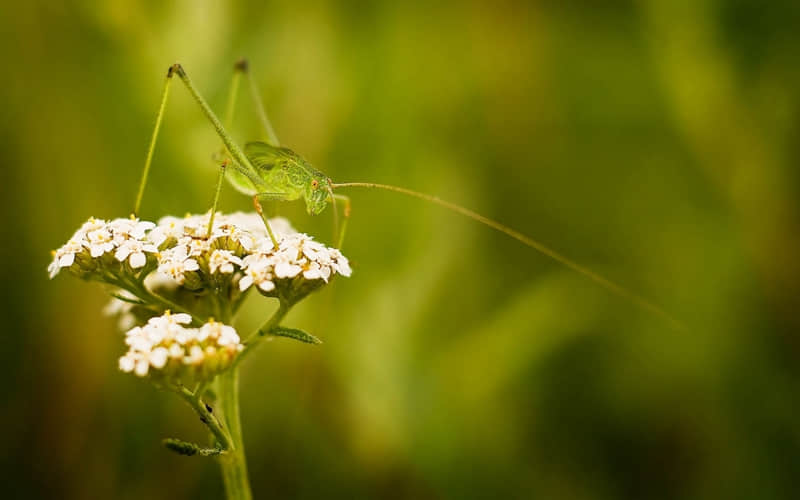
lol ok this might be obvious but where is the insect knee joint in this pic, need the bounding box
[234,58,249,73]
[252,195,264,215]
[167,63,184,78]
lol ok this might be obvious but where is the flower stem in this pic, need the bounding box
[175,386,232,451]
[211,300,293,498]
[216,368,252,500]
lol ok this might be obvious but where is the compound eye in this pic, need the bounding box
[311,179,319,190]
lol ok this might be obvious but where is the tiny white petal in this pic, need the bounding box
[169,344,184,359]
[257,280,275,292]
[274,261,302,278]
[172,313,192,324]
[239,275,253,291]
[303,268,323,280]
[119,356,135,372]
[185,345,204,365]
[130,252,147,268]
[150,347,169,368]
[115,246,132,262]
[59,253,75,267]
[134,359,149,377]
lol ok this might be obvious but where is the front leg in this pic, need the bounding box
[206,160,228,238]
[252,192,288,249]
[332,193,351,249]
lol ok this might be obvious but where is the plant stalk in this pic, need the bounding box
[216,368,252,500]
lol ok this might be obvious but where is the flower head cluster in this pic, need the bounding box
[153,212,293,288]
[50,211,352,385]
[119,312,243,382]
[240,233,352,299]
[49,212,351,303]
[149,212,352,302]
[48,216,158,278]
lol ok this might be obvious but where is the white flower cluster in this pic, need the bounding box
[150,212,352,298]
[119,312,243,380]
[239,233,352,293]
[51,211,351,387]
[48,216,158,278]
[49,212,350,297]
[150,211,294,250]
[153,212,294,286]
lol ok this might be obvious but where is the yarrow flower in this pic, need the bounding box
[48,216,158,278]
[119,312,243,382]
[51,210,351,382]
[143,212,351,302]
[239,233,352,301]
[50,211,352,327]
[208,250,242,274]
[157,245,200,286]
[49,238,83,276]
[149,212,293,252]
[151,212,296,287]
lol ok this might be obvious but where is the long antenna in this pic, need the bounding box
[331,181,685,330]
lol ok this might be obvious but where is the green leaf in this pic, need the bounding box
[268,326,322,344]
[163,438,223,457]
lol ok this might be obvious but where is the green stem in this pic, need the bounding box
[175,386,232,451]
[209,300,294,500]
[216,369,252,500]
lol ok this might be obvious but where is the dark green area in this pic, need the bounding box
[1,1,799,498]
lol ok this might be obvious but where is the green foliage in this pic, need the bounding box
[163,438,223,457]
[268,326,322,344]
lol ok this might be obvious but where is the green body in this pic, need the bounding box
[227,141,332,216]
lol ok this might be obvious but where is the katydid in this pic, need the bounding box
[133,61,684,330]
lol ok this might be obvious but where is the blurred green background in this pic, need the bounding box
[2,1,800,498]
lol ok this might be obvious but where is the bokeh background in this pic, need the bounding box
[2,1,799,498]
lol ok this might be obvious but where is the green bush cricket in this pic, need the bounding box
[133,60,684,330]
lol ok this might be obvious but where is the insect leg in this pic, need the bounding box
[239,59,280,146]
[225,60,247,129]
[332,193,351,249]
[133,68,175,216]
[211,60,245,164]
[206,160,228,238]
[252,192,289,249]
[169,64,262,189]
[253,192,288,202]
